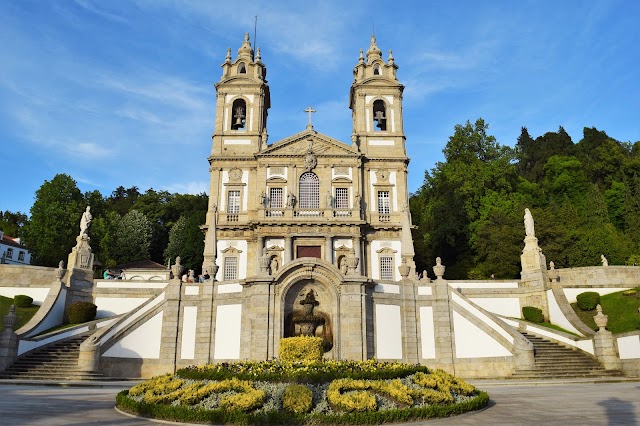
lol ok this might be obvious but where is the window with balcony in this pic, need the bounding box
[227,190,240,213]
[377,191,390,218]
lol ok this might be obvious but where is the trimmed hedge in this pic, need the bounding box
[279,336,324,362]
[576,292,600,311]
[13,295,33,308]
[66,301,97,324]
[282,384,313,414]
[522,306,544,323]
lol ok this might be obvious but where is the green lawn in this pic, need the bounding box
[0,295,40,332]
[571,288,640,334]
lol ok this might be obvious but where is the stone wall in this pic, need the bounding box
[0,264,57,288]
[555,266,640,288]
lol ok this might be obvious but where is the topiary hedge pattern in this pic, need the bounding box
[117,360,488,425]
[66,301,97,324]
[13,295,33,308]
[576,292,600,311]
[279,336,324,362]
[522,306,544,323]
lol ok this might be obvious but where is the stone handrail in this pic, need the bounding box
[500,317,595,355]
[15,280,67,339]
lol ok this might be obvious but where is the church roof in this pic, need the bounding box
[259,128,359,158]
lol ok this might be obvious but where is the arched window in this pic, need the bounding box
[238,62,246,74]
[373,99,387,131]
[298,172,319,209]
[231,98,247,130]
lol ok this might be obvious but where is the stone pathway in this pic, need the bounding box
[0,379,638,425]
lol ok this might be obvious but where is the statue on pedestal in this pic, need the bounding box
[524,208,535,238]
[80,206,92,237]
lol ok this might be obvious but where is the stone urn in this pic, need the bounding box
[593,304,608,331]
[171,257,184,280]
[55,260,66,282]
[433,257,445,279]
[398,257,410,279]
[345,249,359,275]
[258,248,271,274]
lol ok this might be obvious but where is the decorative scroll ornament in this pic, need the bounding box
[376,169,389,182]
[304,140,317,171]
[229,167,243,182]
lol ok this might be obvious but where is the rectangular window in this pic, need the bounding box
[378,191,390,214]
[223,257,238,281]
[18,251,25,261]
[6,248,13,259]
[380,256,394,280]
[269,187,283,208]
[335,188,348,210]
[227,190,241,213]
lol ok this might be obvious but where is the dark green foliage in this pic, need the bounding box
[66,301,97,324]
[13,295,33,308]
[22,174,85,266]
[522,306,544,323]
[163,211,206,274]
[0,211,28,239]
[571,288,640,333]
[576,292,600,311]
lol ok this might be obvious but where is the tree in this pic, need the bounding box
[110,210,153,265]
[163,211,206,273]
[22,174,85,266]
[0,211,28,238]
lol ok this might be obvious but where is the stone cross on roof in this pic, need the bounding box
[304,106,316,129]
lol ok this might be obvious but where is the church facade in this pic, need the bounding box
[200,34,421,362]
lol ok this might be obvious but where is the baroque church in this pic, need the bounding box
[200,33,420,362]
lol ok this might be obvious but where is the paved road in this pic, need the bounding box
[0,381,638,425]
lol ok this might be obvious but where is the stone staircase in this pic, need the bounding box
[511,331,624,379]
[0,332,104,381]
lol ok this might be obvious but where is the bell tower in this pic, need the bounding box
[210,33,270,157]
[349,35,406,158]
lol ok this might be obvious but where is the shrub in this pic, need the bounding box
[13,295,33,308]
[282,384,313,414]
[522,306,544,323]
[279,336,324,362]
[66,301,97,323]
[576,292,600,311]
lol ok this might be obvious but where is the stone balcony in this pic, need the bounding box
[215,209,401,228]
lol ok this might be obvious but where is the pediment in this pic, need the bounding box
[259,130,359,158]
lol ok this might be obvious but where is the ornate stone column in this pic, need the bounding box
[593,305,621,370]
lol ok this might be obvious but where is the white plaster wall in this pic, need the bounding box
[617,335,640,359]
[369,170,377,211]
[96,281,167,289]
[22,287,67,338]
[99,292,165,345]
[449,281,519,289]
[369,240,402,281]
[375,304,403,359]
[241,170,249,210]
[180,306,198,360]
[563,288,628,303]
[267,167,288,180]
[0,287,49,305]
[215,239,248,281]
[546,289,583,336]
[331,167,352,181]
[451,293,514,344]
[389,171,398,212]
[184,286,199,296]
[419,306,436,359]
[103,311,163,359]
[453,311,512,358]
[19,321,91,355]
[417,287,432,296]
[374,284,400,294]
[219,170,249,212]
[214,304,242,359]
[470,298,521,318]
[217,284,243,294]
[266,238,284,249]
[333,239,353,249]
[95,297,150,319]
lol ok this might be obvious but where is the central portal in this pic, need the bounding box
[283,279,334,354]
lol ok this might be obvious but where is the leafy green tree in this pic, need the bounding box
[0,211,28,239]
[163,211,206,273]
[22,174,85,266]
[516,127,575,183]
[111,209,153,265]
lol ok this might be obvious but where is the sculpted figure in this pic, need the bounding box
[524,208,535,238]
[601,254,608,267]
[80,206,92,236]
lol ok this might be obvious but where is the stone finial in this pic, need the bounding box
[358,49,364,64]
[259,247,270,274]
[398,257,410,278]
[346,248,360,276]
[366,34,382,61]
[433,257,445,278]
[593,304,608,331]
[256,47,261,62]
[3,305,16,332]
[225,48,231,62]
[55,260,67,282]
[237,32,254,59]
[388,49,394,64]
[548,260,559,282]
[171,256,184,280]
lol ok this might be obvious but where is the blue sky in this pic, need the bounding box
[1,0,639,216]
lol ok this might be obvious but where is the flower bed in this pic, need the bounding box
[116,360,488,425]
